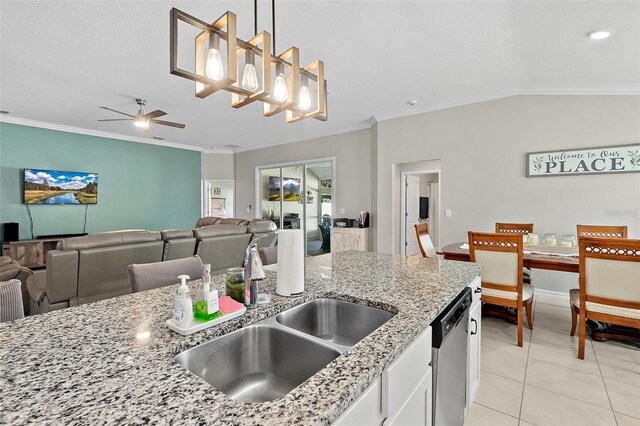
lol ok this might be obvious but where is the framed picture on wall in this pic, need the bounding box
[209,197,227,216]
[320,179,331,190]
[321,193,331,203]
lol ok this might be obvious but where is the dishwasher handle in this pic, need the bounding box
[470,318,478,335]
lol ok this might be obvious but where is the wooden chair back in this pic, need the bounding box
[495,223,534,235]
[576,225,627,239]
[468,232,523,305]
[414,223,437,258]
[578,236,640,324]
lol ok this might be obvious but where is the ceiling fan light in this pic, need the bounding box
[587,30,611,40]
[134,117,149,128]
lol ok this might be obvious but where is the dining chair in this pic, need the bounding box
[570,224,628,338]
[576,224,628,238]
[495,223,534,284]
[128,255,203,293]
[414,223,437,258]
[0,279,25,322]
[572,236,640,359]
[468,232,533,347]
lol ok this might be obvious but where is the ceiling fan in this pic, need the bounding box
[98,98,185,129]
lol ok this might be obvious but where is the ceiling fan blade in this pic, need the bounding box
[99,106,134,117]
[144,110,167,119]
[98,119,132,122]
[151,119,186,129]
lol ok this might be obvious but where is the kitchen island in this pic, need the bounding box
[0,252,481,425]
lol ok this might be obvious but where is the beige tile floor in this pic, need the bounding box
[465,300,640,426]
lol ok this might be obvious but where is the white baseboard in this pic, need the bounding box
[534,289,569,307]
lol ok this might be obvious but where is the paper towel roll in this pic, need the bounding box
[276,229,305,296]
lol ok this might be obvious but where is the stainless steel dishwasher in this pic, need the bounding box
[431,287,472,426]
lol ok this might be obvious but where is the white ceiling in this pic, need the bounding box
[1,1,639,153]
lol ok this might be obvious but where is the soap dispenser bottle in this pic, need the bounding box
[194,265,220,321]
[174,275,194,328]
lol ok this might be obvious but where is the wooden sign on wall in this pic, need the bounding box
[527,144,640,177]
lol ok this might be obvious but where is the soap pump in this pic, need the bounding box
[174,275,194,328]
[194,264,220,321]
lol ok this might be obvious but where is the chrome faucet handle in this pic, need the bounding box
[244,233,275,308]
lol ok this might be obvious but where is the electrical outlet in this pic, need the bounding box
[339,208,346,215]
[445,209,452,218]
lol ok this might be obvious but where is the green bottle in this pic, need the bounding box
[194,277,220,322]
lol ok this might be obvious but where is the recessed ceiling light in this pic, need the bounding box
[408,100,418,106]
[587,30,611,40]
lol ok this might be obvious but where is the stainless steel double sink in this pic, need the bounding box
[174,298,396,402]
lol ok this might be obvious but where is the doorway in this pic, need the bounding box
[203,180,234,217]
[256,158,335,256]
[400,171,440,256]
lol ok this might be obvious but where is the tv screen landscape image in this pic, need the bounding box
[24,168,98,205]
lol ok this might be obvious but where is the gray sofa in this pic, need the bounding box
[27,231,164,314]
[25,218,277,315]
[162,229,197,261]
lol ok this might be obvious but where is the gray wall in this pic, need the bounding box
[202,153,235,180]
[375,95,640,293]
[234,128,372,221]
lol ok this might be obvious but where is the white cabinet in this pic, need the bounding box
[467,276,482,408]
[383,368,432,426]
[334,327,432,426]
[331,228,370,252]
[333,377,384,426]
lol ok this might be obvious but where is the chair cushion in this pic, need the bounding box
[1,279,25,322]
[569,288,640,319]
[483,283,534,302]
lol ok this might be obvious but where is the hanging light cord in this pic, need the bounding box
[254,0,257,36]
[272,0,276,53]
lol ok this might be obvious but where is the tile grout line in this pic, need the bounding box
[592,337,620,425]
[518,301,536,424]
[474,402,520,422]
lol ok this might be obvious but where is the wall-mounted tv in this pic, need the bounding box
[24,168,98,205]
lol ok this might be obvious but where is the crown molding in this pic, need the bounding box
[233,121,375,153]
[373,89,520,123]
[518,86,640,96]
[0,115,204,152]
[202,148,235,154]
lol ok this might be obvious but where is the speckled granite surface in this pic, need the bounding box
[0,252,481,425]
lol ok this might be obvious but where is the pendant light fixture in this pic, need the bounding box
[169,0,327,123]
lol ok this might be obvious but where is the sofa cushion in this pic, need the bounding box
[161,229,194,240]
[194,224,248,239]
[218,218,250,226]
[59,231,161,250]
[195,217,223,227]
[129,255,203,293]
[247,219,277,234]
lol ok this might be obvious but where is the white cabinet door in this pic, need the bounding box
[333,377,383,426]
[466,299,481,408]
[383,368,432,426]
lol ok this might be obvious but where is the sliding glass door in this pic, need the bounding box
[257,159,334,256]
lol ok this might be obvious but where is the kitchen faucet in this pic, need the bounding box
[243,234,271,309]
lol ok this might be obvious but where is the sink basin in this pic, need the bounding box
[276,298,396,347]
[174,325,340,402]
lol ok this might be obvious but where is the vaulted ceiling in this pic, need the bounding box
[1,1,639,152]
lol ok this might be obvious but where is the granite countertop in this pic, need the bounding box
[0,252,481,425]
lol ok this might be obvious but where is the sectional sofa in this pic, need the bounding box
[27,218,276,315]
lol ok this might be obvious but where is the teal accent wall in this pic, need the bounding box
[0,123,201,240]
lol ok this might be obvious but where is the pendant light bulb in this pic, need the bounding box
[299,75,311,110]
[134,117,149,128]
[242,51,259,92]
[273,63,288,102]
[205,33,224,80]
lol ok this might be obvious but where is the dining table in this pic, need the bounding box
[441,242,579,273]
